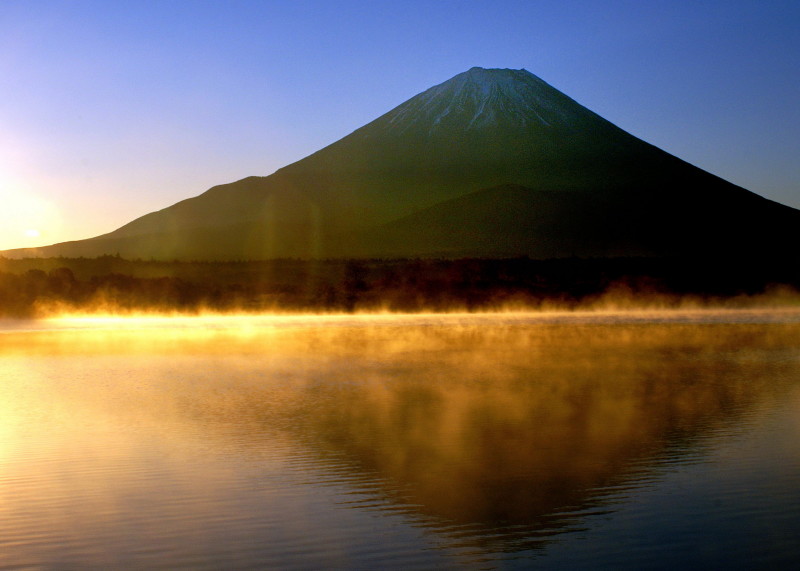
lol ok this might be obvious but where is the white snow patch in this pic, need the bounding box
[381,67,588,136]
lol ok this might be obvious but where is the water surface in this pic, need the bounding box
[1,310,799,568]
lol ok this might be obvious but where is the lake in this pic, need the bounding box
[1,310,800,569]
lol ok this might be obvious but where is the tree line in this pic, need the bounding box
[1,255,798,317]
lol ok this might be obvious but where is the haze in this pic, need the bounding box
[1,0,799,251]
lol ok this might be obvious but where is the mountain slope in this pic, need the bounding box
[5,67,799,260]
[356,177,799,259]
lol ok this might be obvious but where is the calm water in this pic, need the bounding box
[1,310,800,569]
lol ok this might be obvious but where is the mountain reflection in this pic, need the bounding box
[284,322,795,537]
[4,315,798,557]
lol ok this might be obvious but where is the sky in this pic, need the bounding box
[1,0,798,251]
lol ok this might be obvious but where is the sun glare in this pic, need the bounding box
[0,187,61,250]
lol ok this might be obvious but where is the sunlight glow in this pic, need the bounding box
[0,185,62,250]
[37,307,800,335]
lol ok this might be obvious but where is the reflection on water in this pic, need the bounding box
[1,311,799,568]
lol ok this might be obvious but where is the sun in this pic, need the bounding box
[0,185,61,250]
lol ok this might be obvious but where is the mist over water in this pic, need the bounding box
[1,311,800,568]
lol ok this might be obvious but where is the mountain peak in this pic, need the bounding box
[463,65,527,77]
[450,67,537,98]
[380,66,592,134]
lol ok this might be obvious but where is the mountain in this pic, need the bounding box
[5,67,799,261]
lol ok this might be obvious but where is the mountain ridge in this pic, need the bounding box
[4,66,798,261]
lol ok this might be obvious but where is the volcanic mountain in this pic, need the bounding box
[7,67,799,260]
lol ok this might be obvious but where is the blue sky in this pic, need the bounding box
[1,0,798,250]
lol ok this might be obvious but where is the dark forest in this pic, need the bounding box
[1,255,798,318]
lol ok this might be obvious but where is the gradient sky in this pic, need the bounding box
[1,0,798,251]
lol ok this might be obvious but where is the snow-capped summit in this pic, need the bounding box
[380,67,596,134]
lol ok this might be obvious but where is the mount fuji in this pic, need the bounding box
[6,67,799,260]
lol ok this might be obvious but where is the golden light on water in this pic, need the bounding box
[13,271,798,322]
[38,305,800,330]
[1,309,800,566]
